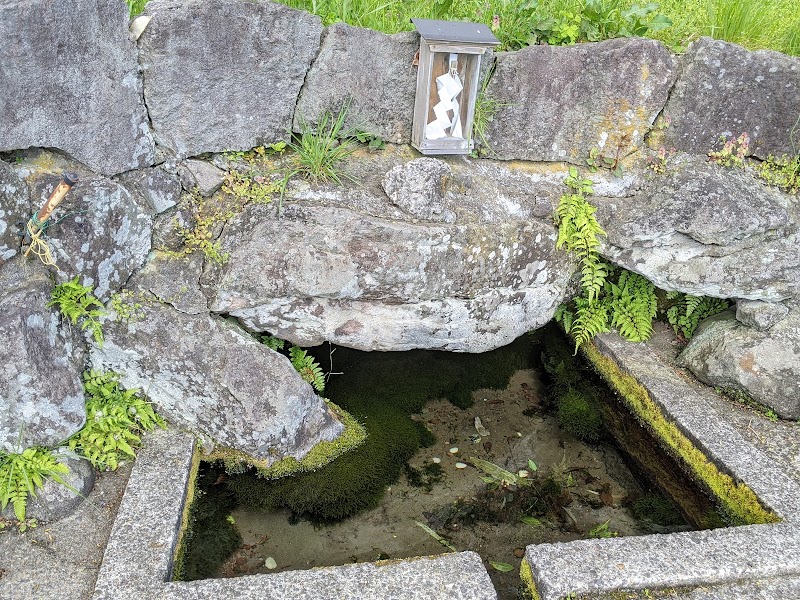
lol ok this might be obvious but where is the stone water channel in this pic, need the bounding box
[179,327,720,599]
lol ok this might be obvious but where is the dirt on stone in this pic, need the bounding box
[218,370,657,599]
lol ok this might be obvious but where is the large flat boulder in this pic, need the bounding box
[139,0,322,158]
[594,155,800,301]
[294,23,418,145]
[0,262,86,452]
[203,197,574,352]
[484,38,675,163]
[90,301,345,462]
[663,38,800,159]
[677,309,800,420]
[0,0,154,175]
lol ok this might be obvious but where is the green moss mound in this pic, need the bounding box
[557,387,604,442]
[226,335,536,522]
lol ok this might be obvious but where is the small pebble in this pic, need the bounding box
[455,462,467,469]
[513,548,525,559]
[431,457,441,464]
[264,557,277,569]
[449,447,459,454]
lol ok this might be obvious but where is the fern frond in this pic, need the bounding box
[571,297,609,353]
[289,346,326,393]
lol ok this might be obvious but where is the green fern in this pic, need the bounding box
[666,292,730,340]
[68,370,165,471]
[0,448,69,521]
[288,346,326,393]
[570,296,610,351]
[607,271,657,342]
[260,334,286,351]
[47,277,105,347]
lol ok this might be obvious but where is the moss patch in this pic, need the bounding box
[171,446,201,581]
[581,341,778,526]
[207,399,367,478]
[225,336,536,522]
[519,559,541,600]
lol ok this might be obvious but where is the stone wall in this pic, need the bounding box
[1,0,799,456]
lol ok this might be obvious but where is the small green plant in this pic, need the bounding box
[647,146,675,174]
[109,290,146,322]
[288,346,326,393]
[221,170,276,206]
[68,370,165,471]
[126,0,148,17]
[586,145,624,177]
[606,270,657,342]
[665,292,730,340]
[352,130,386,150]
[47,277,105,347]
[757,154,800,196]
[588,519,618,538]
[260,334,286,352]
[287,105,358,185]
[557,388,604,442]
[708,132,750,167]
[470,69,508,157]
[0,447,69,521]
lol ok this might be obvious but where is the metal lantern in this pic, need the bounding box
[411,19,500,155]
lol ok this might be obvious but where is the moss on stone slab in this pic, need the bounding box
[207,399,367,479]
[171,446,202,581]
[519,559,541,600]
[580,341,778,526]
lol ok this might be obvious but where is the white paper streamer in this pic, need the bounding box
[425,53,464,141]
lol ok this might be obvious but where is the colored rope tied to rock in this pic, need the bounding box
[24,213,56,266]
[23,171,79,266]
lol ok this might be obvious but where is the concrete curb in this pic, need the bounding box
[523,333,800,600]
[91,429,498,600]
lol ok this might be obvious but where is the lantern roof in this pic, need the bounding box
[411,19,500,46]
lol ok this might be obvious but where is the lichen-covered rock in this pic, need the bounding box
[130,251,208,315]
[736,300,789,331]
[663,38,800,159]
[0,161,29,266]
[0,0,154,175]
[294,23,418,145]
[117,167,182,214]
[90,301,345,463]
[139,0,322,158]
[382,158,453,221]
[26,171,155,301]
[594,155,800,301]
[0,262,86,453]
[677,310,800,420]
[484,38,675,163]
[204,199,574,352]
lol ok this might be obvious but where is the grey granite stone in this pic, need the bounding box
[92,429,195,600]
[294,23,419,145]
[161,552,497,599]
[382,158,454,222]
[526,522,800,600]
[183,159,226,198]
[139,0,322,158]
[0,160,29,266]
[484,38,675,163]
[0,0,155,175]
[735,299,789,331]
[663,37,800,159]
[592,332,800,521]
[20,449,95,523]
[0,261,86,452]
[117,167,182,214]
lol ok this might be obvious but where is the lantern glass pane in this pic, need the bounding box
[425,52,478,142]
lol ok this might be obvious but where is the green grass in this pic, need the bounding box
[127,0,798,55]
